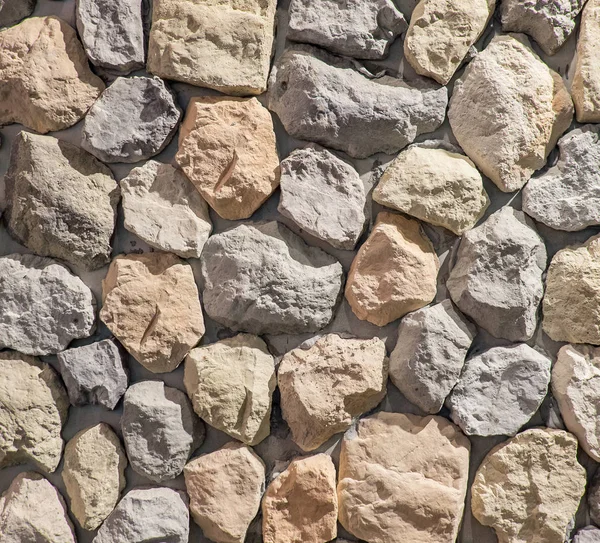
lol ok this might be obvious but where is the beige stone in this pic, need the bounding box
[338,412,470,543]
[176,97,280,220]
[184,442,265,543]
[471,428,586,543]
[345,212,439,326]
[262,454,338,543]
[278,334,388,451]
[0,16,104,133]
[100,252,205,373]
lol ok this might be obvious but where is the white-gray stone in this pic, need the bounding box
[574,526,600,543]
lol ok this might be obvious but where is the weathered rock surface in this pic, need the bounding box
[575,527,600,543]
[0,16,104,133]
[263,454,338,543]
[0,352,68,473]
[345,212,439,326]
[590,470,600,525]
[447,207,546,342]
[389,300,475,414]
[278,334,388,451]
[338,412,470,543]
[471,428,586,543]
[200,221,344,335]
[175,96,280,220]
[267,46,448,159]
[0,0,35,27]
[63,423,127,530]
[147,0,277,95]
[0,254,96,355]
[184,442,265,543]
[4,131,119,271]
[100,252,205,373]
[448,34,573,192]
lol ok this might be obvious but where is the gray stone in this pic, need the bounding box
[4,131,119,271]
[0,0,36,27]
[82,76,181,163]
[523,125,600,231]
[57,339,128,410]
[447,206,547,342]
[267,46,448,159]
[121,380,205,483]
[590,470,600,525]
[574,527,600,543]
[0,254,96,356]
[447,344,552,436]
[389,300,476,414]
[277,145,367,250]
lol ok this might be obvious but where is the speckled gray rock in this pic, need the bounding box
[267,46,448,159]
[121,380,205,483]
[389,300,476,414]
[82,76,181,163]
[0,0,36,27]
[277,145,367,250]
[200,221,344,335]
[523,125,600,231]
[447,344,552,436]
[574,526,600,543]
[57,339,128,409]
[0,254,96,355]
[447,206,547,342]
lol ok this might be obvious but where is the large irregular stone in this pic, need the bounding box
[267,46,448,159]
[448,34,573,192]
[0,0,36,28]
[0,16,104,133]
[121,161,212,259]
[184,334,275,446]
[575,527,600,543]
[278,334,388,451]
[345,212,439,326]
[63,423,127,531]
[100,252,205,373]
[175,96,280,220]
[447,206,546,342]
[147,0,276,95]
[338,412,470,543]
[0,352,68,473]
[184,442,265,543]
[4,132,119,271]
[471,428,586,543]
[389,299,475,414]
[200,221,344,335]
[0,254,96,355]
[263,454,338,543]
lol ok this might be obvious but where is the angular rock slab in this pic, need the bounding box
[447,206,547,342]
[0,254,96,355]
[389,299,475,414]
[0,16,105,133]
[147,0,276,95]
[448,34,573,192]
[471,428,586,543]
[267,46,448,159]
[0,0,36,28]
[200,221,344,335]
[345,212,439,326]
[175,96,280,220]
[184,442,265,543]
[121,161,212,259]
[5,131,119,271]
[278,334,388,451]
[338,412,470,543]
[100,252,205,373]
[575,527,600,543]
[0,352,68,473]
[573,0,600,122]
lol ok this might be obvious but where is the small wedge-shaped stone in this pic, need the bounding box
[184,442,265,543]
[63,423,127,530]
[5,132,119,271]
[449,34,573,192]
[279,334,388,451]
[0,16,104,133]
[0,0,35,28]
[471,428,586,543]
[575,527,600,543]
[267,46,448,159]
[447,207,547,342]
[573,0,600,122]
[345,212,439,326]
[100,252,205,373]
